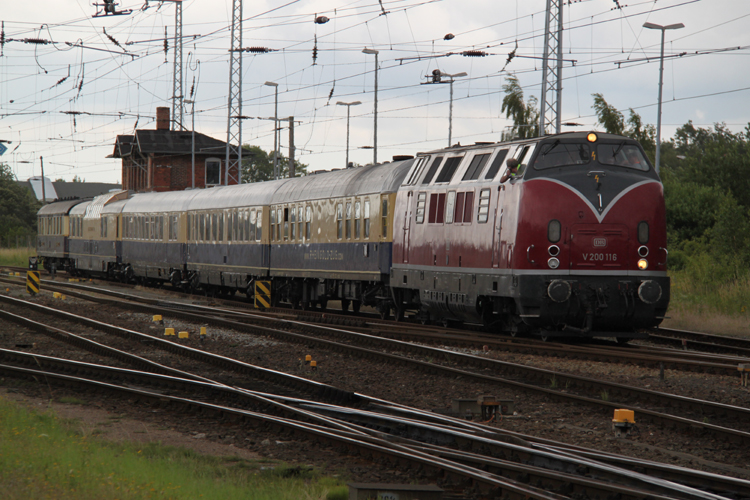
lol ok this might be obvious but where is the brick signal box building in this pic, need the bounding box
[110,107,239,193]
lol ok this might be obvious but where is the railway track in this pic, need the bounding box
[2,286,750,446]
[2,309,748,499]
[4,273,750,377]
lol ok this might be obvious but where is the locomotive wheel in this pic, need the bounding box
[352,300,361,314]
[319,299,328,311]
[341,299,350,312]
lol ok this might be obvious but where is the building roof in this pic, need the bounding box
[18,178,122,202]
[109,129,234,158]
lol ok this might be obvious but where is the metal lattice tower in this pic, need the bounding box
[171,0,184,130]
[539,0,563,136]
[225,0,242,185]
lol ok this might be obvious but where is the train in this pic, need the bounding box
[36,131,670,340]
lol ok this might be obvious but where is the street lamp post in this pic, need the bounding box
[362,48,379,165]
[644,21,684,174]
[184,99,196,188]
[336,101,361,169]
[264,81,279,179]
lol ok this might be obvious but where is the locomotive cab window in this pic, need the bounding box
[598,144,649,171]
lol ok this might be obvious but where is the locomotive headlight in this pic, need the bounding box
[637,259,648,270]
[548,257,560,269]
[587,132,598,143]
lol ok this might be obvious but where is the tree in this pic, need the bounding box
[240,145,308,183]
[591,93,624,135]
[0,163,41,242]
[501,75,539,140]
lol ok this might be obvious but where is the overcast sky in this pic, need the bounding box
[1,0,748,183]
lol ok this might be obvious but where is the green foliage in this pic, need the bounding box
[501,75,539,139]
[592,93,624,135]
[241,145,308,183]
[0,163,41,242]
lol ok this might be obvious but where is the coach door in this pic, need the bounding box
[491,185,506,268]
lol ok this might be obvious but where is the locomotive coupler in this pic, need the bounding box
[563,295,594,334]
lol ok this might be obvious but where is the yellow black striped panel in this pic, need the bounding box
[26,271,40,295]
[254,280,271,309]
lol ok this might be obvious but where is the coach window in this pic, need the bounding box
[445,191,456,223]
[345,202,352,239]
[297,207,304,241]
[218,213,224,242]
[305,206,312,240]
[205,158,221,186]
[283,207,290,240]
[337,203,343,239]
[381,197,388,238]
[484,149,509,180]
[478,189,491,223]
[270,208,276,241]
[290,207,296,240]
[354,200,361,239]
[255,210,262,241]
[363,200,370,238]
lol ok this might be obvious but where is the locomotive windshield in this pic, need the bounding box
[596,143,649,171]
[532,140,650,172]
[533,142,591,169]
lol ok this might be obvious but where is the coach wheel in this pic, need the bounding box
[394,307,404,322]
[539,334,550,342]
[318,299,328,311]
[352,300,361,314]
[341,299,351,312]
[379,304,390,320]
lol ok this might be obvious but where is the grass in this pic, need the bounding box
[0,246,35,267]
[0,396,348,500]
[664,270,750,337]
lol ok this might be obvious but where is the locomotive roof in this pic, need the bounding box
[37,199,88,215]
[416,131,638,156]
[270,159,413,204]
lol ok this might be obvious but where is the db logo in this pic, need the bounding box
[592,237,607,247]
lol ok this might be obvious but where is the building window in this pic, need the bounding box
[206,158,221,186]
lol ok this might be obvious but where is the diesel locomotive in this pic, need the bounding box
[36,131,669,340]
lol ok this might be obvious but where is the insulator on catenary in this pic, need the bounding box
[462,50,487,57]
[314,15,329,24]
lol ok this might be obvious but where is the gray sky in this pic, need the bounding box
[1,0,748,183]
